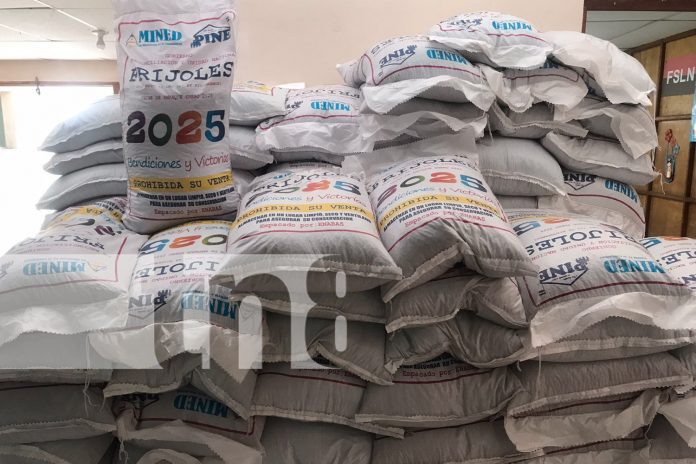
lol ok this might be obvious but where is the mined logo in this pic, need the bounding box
[564,172,596,191]
[127,29,183,47]
[539,257,589,286]
[379,45,417,68]
[191,24,231,48]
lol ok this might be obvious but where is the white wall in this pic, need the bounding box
[234,0,585,85]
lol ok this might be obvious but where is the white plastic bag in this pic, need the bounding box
[0,198,145,350]
[508,209,695,347]
[554,96,658,158]
[37,163,127,211]
[542,133,657,186]
[229,81,291,126]
[257,86,372,155]
[228,126,274,170]
[538,171,646,238]
[480,60,588,112]
[477,136,565,196]
[44,139,123,176]
[39,95,121,153]
[428,12,553,69]
[338,35,495,113]
[545,30,656,106]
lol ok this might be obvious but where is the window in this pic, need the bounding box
[0,85,115,254]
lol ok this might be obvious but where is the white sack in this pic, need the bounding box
[508,209,695,347]
[229,81,291,126]
[114,0,238,233]
[344,133,536,302]
[44,139,123,176]
[428,12,553,69]
[37,163,127,211]
[544,30,656,106]
[39,95,121,153]
[538,171,646,238]
[542,133,657,186]
[480,60,588,112]
[338,35,494,112]
[257,86,373,155]
[477,136,566,196]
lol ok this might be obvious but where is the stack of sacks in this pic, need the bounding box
[421,12,657,240]
[209,162,402,446]
[112,388,263,462]
[0,197,148,461]
[89,220,264,463]
[337,35,494,147]
[36,87,275,213]
[641,238,696,453]
[339,132,537,460]
[256,84,376,164]
[537,31,659,189]
[228,81,292,171]
[39,95,126,211]
[499,210,696,460]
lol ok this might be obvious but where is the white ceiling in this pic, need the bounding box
[1,3,695,60]
[0,0,116,59]
[586,10,696,49]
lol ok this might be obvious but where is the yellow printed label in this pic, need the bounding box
[129,172,234,193]
[233,202,375,227]
[378,194,502,230]
[45,206,123,230]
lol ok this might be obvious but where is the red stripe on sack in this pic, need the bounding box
[124,210,233,222]
[566,193,645,223]
[259,114,359,131]
[504,72,581,83]
[518,394,642,418]
[0,236,128,295]
[393,369,492,385]
[231,228,382,244]
[524,277,685,308]
[361,53,482,86]
[0,383,75,392]
[139,416,256,435]
[257,371,366,388]
[386,217,516,253]
[117,11,235,40]
[434,24,549,43]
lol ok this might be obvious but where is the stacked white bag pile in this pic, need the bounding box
[39,95,127,211]
[5,7,696,464]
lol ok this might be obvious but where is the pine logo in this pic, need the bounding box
[379,45,417,68]
[564,172,597,191]
[191,24,231,48]
[539,257,590,286]
[128,289,171,320]
[448,17,483,30]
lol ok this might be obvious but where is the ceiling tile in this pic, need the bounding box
[612,20,696,49]
[586,20,652,40]
[0,1,46,7]
[34,0,112,8]
[587,10,676,21]
[0,9,94,41]
[0,25,38,41]
[60,8,114,31]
